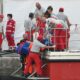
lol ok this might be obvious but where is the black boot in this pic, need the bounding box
[36,74,42,77]
[23,73,31,78]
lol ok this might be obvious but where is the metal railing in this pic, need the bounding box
[11,63,50,80]
[1,24,80,80]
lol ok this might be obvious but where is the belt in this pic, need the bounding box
[6,30,12,32]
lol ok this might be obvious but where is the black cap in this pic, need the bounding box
[29,13,34,18]
[7,14,13,18]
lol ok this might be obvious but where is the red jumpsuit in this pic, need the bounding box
[24,52,42,76]
[61,29,70,49]
[51,24,66,50]
[25,30,35,41]
[6,19,15,48]
[37,18,46,35]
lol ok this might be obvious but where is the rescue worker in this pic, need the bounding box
[24,35,55,77]
[34,2,45,19]
[0,14,4,51]
[45,6,53,18]
[46,18,66,51]
[16,34,33,76]
[36,15,46,36]
[56,7,71,28]
[56,8,71,49]
[24,13,36,41]
[45,6,57,19]
[6,14,15,51]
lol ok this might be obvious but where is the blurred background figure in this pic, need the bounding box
[44,6,57,19]
[0,14,4,51]
[56,7,71,29]
[24,13,36,41]
[56,7,71,49]
[44,6,53,18]
[34,2,45,19]
[6,14,16,51]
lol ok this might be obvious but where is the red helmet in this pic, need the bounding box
[59,7,64,12]
[0,14,4,18]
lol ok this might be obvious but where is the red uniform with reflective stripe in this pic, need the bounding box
[6,19,15,34]
[37,18,46,35]
[6,19,15,47]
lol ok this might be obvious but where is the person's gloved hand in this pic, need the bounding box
[52,45,56,48]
